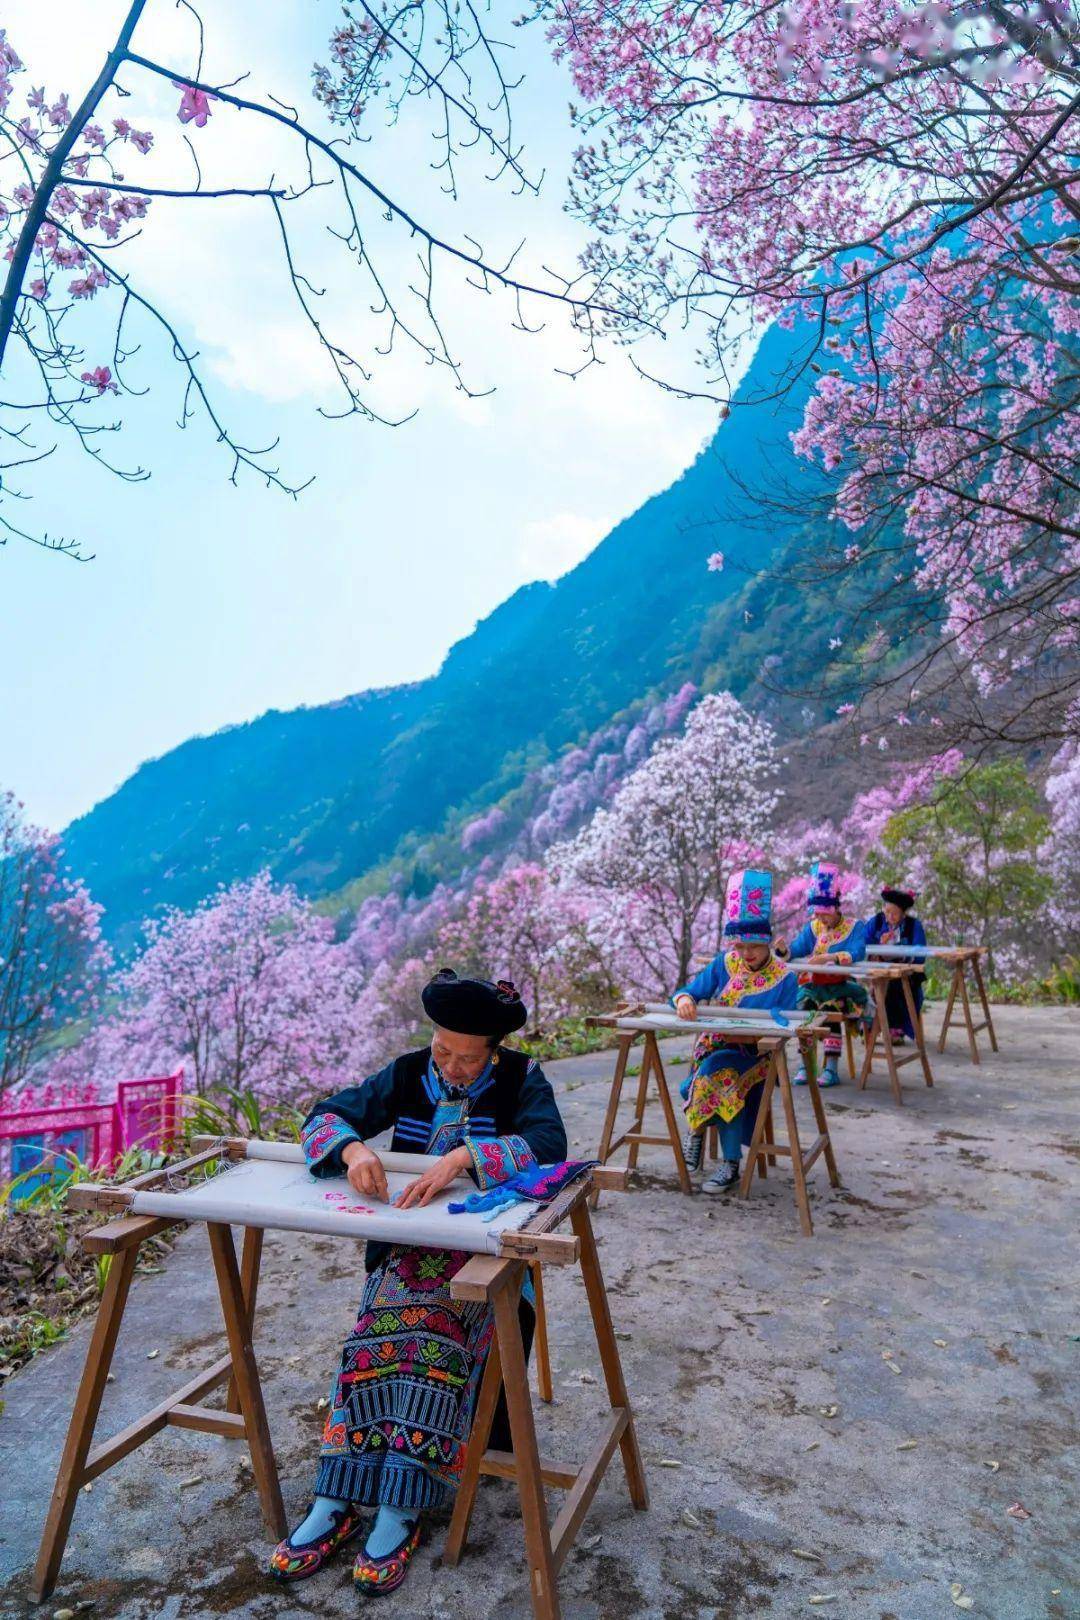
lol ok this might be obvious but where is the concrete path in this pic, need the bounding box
[1,1004,1077,1620]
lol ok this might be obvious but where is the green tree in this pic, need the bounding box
[875,762,1050,976]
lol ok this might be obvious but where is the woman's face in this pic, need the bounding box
[431,1025,494,1085]
[816,907,842,929]
[735,942,772,971]
[883,901,904,929]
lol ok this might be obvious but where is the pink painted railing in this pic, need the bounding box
[0,1067,183,1196]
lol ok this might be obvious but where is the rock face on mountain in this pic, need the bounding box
[65,323,824,943]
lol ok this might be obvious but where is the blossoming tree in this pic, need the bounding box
[551,692,781,986]
[90,871,369,1103]
[543,1,1079,749]
[0,790,109,1094]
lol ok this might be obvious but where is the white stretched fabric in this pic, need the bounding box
[865,944,950,959]
[785,959,885,976]
[129,1155,536,1254]
[615,1011,806,1037]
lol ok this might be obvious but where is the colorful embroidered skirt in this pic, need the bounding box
[683,1035,770,1129]
[315,1246,494,1512]
[796,980,869,1016]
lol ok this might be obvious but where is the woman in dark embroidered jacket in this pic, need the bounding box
[269,968,566,1597]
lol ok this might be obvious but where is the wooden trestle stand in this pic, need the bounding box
[589,1005,839,1236]
[31,1139,646,1620]
[787,959,936,1105]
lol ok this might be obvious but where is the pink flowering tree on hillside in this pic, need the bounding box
[435,863,617,1031]
[540,1,1079,750]
[1043,733,1080,956]
[550,693,781,987]
[89,871,369,1105]
[0,789,109,1095]
[0,6,617,559]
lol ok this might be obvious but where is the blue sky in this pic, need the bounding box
[1,0,717,832]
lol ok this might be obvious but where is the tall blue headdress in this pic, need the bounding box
[723,868,774,943]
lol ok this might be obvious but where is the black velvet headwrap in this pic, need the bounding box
[421,967,528,1038]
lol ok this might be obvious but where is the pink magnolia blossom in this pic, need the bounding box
[174,81,213,128]
[80,366,117,394]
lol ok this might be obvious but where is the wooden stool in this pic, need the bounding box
[592,1029,691,1202]
[739,1038,841,1237]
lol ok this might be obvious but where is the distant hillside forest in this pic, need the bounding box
[63,322,920,948]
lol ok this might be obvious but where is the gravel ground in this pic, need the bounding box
[1,1002,1078,1620]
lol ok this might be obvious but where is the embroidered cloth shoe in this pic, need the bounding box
[353,1519,422,1595]
[269,1502,365,1582]
[682,1130,704,1172]
[702,1159,740,1195]
[792,1066,808,1086]
[819,1064,841,1088]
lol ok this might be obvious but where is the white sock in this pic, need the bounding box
[290,1494,349,1544]
[365,1503,418,1558]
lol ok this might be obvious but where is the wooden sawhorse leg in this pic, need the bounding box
[591,1034,633,1208]
[592,1031,691,1202]
[937,961,963,1055]
[739,1044,839,1236]
[902,976,935,1089]
[31,1218,283,1605]
[859,981,904,1105]
[445,1201,647,1619]
[530,1260,554,1404]
[970,953,999,1053]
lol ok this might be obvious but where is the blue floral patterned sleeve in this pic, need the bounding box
[465,1133,538,1190]
[302,1111,362,1176]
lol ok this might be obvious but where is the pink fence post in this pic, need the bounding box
[114,1067,184,1155]
[0,1068,184,1196]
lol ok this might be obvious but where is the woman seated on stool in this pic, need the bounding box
[775,861,868,1088]
[671,869,798,1194]
[269,968,566,1598]
[864,883,926,1044]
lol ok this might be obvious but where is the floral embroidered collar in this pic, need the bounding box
[811,916,858,951]
[718,949,788,1003]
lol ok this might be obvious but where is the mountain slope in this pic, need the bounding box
[65,322,823,943]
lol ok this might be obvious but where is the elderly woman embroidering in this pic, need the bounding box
[269,968,566,1597]
[864,883,927,1044]
[671,869,799,1194]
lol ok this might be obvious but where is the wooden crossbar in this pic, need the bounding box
[551,1409,629,1572]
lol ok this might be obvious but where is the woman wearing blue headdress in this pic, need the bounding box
[670,869,799,1194]
[775,861,868,1088]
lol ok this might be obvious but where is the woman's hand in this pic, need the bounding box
[674,995,697,1021]
[835,951,853,966]
[396,1145,472,1210]
[341,1140,389,1203]
[774,936,789,958]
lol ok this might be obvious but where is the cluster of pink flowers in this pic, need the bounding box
[544,2,1078,709]
[0,28,154,322]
